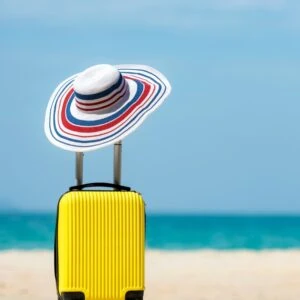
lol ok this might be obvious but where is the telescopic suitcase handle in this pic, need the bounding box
[75,141,123,188]
[69,182,131,191]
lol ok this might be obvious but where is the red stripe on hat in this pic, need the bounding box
[75,79,126,107]
[75,87,127,112]
[57,77,153,137]
[55,78,144,139]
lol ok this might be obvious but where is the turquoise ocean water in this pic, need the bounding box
[0,213,300,250]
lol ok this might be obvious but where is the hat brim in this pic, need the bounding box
[44,65,171,152]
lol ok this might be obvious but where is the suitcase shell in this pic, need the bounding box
[55,190,145,300]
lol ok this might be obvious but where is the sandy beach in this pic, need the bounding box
[0,250,299,300]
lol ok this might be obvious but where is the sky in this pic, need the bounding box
[0,0,300,213]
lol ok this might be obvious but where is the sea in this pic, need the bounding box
[0,213,300,250]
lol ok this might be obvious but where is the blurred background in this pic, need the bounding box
[0,0,300,250]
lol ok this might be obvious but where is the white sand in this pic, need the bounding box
[0,250,300,300]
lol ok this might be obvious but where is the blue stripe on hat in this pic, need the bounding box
[66,79,144,126]
[66,70,164,126]
[74,74,123,101]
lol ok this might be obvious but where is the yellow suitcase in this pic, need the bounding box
[55,183,145,300]
[54,144,145,300]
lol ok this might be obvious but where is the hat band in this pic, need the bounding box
[74,74,123,100]
[75,76,128,113]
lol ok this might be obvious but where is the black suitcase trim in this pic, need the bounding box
[126,291,144,300]
[59,290,143,300]
[60,292,85,300]
[54,191,64,295]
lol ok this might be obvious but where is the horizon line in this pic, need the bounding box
[1,209,300,216]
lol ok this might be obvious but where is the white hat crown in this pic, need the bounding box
[73,64,127,113]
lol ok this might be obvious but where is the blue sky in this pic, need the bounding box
[0,0,300,213]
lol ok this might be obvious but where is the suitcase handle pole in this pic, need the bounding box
[114,141,122,186]
[75,152,84,185]
[74,142,121,186]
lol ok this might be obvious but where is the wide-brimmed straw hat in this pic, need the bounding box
[44,64,171,152]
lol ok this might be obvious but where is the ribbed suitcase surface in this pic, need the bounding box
[56,191,145,300]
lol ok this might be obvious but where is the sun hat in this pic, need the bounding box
[44,64,171,152]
